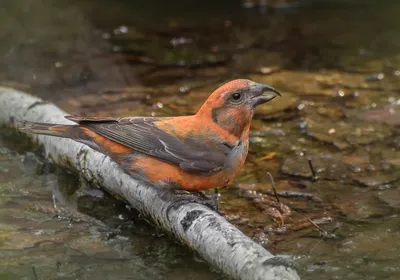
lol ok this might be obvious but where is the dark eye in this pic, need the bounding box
[232,93,241,100]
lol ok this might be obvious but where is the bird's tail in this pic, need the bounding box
[18,120,77,138]
[18,120,100,151]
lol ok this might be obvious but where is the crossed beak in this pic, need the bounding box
[250,82,281,107]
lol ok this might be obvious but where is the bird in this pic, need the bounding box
[19,79,281,191]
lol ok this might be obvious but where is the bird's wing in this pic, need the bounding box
[65,116,231,174]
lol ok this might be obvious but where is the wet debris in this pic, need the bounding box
[235,182,292,227]
[281,154,348,180]
[307,218,339,240]
[281,150,400,188]
[255,152,277,162]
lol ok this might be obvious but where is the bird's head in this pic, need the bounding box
[196,79,281,139]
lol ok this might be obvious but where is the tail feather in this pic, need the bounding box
[18,120,75,138]
[18,120,101,151]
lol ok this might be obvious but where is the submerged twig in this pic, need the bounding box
[266,172,280,203]
[307,218,325,233]
[307,158,318,182]
[274,191,321,202]
[275,209,285,227]
[331,224,341,234]
[258,189,322,202]
[307,218,338,239]
[308,218,340,253]
[32,265,38,280]
[52,193,57,209]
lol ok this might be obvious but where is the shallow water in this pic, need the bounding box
[0,130,225,279]
[1,0,400,279]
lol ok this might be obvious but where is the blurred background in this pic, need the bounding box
[0,0,399,279]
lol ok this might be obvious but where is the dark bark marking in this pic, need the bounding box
[181,209,204,232]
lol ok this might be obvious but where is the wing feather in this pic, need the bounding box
[78,117,230,174]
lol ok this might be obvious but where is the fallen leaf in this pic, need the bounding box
[256,152,277,162]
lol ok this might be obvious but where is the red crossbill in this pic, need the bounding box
[20,79,280,191]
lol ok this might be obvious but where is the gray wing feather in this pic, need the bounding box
[79,117,230,174]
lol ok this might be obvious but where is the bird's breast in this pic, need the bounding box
[228,140,248,171]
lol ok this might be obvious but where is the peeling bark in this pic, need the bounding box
[0,87,300,280]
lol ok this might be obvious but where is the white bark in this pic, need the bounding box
[0,87,300,280]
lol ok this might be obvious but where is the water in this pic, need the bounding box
[0,130,224,279]
[1,0,400,279]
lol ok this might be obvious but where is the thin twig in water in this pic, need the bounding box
[275,209,284,227]
[275,191,322,202]
[52,193,57,209]
[331,224,341,234]
[308,218,340,253]
[309,238,324,254]
[266,172,280,203]
[32,265,38,280]
[307,158,318,181]
[307,218,325,233]
[307,218,338,239]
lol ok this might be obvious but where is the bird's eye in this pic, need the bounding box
[232,93,241,100]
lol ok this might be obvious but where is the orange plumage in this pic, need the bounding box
[20,79,280,191]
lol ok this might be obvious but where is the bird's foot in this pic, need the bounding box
[198,190,220,212]
[164,189,219,212]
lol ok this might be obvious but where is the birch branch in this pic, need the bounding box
[0,87,300,280]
